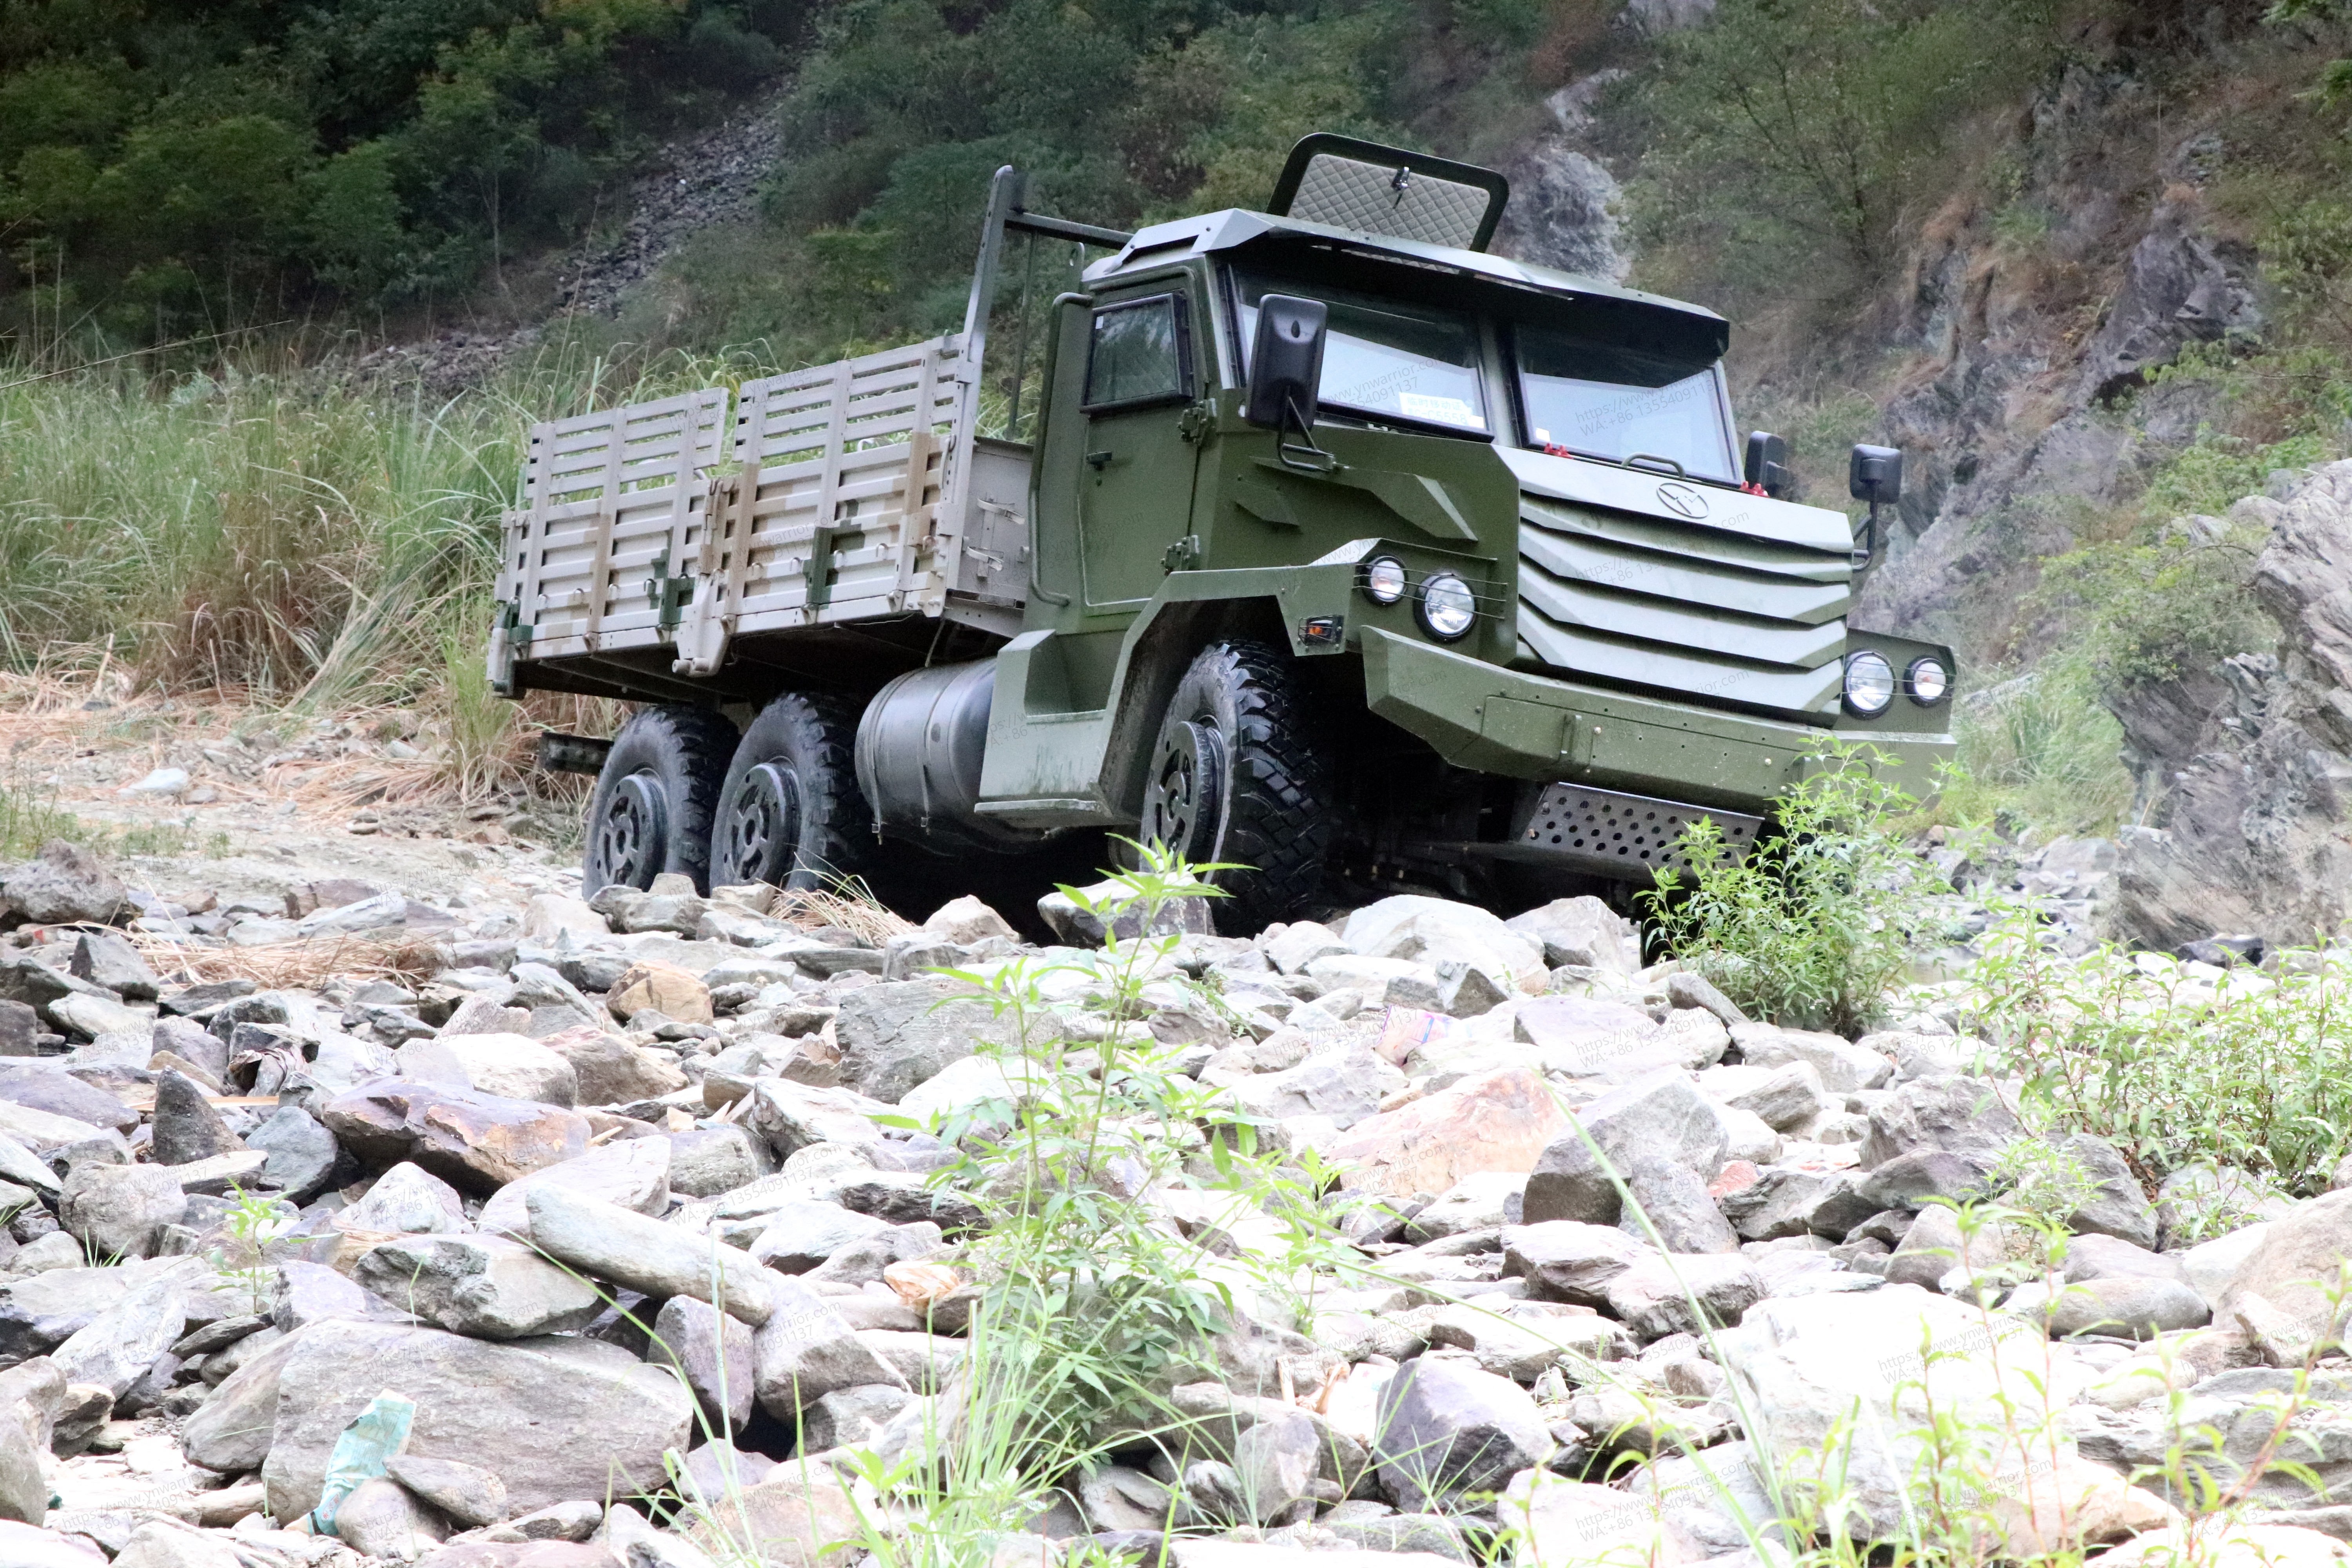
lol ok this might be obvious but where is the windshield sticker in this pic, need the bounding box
[1572,376,1706,442]
[1399,392,1485,429]
[1338,364,1423,408]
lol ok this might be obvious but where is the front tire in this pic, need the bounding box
[1138,640,1335,933]
[711,693,873,891]
[582,706,738,896]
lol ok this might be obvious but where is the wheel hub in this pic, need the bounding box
[593,770,671,891]
[1142,719,1224,861]
[719,761,803,886]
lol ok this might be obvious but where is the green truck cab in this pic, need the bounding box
[492,134,1955,929]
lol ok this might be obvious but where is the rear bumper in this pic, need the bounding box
[1358,628,1953,814]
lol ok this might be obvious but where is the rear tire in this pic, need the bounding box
[1138,640,1335,933]
[582,705,738,897]
[711,693,873,892]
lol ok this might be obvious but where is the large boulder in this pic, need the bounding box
[336,1161,470,1236]
[260,1319,695,1520]
[354,1234,604,1339]
[2220,1190,2352,1363]
[1520,1070,1727,1226]
[524,1185,773,1324]
[1,840,129,924]
[1342,896,1545,995]
[540,1029,687,1107]
[1857,1075,2023,1171]
[1327,1069,1565,1199]
[395,1034,579,1107]
[61,1163,185,1260]
[321,1080,593,1194]
[833,978,1010,1104]
[183,1322,311,1473]
[1371,1357,1550,1511]
[1504,897,1639,974]
[477,1138,672,1236]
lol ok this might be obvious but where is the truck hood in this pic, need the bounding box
[1497,448,1856,721]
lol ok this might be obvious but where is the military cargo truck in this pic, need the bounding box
[492,134,1955,931]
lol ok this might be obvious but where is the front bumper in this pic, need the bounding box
[1358,628,1953,814]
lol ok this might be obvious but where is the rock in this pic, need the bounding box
[0,1065,137,1132]
[2064,1233,2185,1284]
[1664,970,1746,1026]
[323,1080,593,1194]
[0,1402,42,1524]
[0,1097,105,1154]
[1512,996,1659,1072]
[388,1454,512,1528]
[68,932,159,1000]
[1406,1173,1526,1241]
[525,1185,773,1323]
[1719,1165,1825,1242]
[2185,1221,2273,1309]
[61,1162,185,1259]
[182,1319,308,1471]
[261,1318,694,1520]
[2098,1523,2345,1568]
[2159,1163,2296,1244]
[418,1543,620,1568]
[1521,1069,1727,1226]
[1265,921,1351,975]
[1036,876,1212,945]
[356,1233,605,1339]
[1223,1046,1399,1130]
[2220,1191,2352,1362]
[1732,1023,1892,1093]
[800,1382,915,1451]
[397,1033,579,1107]
[683,1468,863,1568]
[920,895,1017,946]
[2,840,129,924]
[2040,1276,2212,1339]
[833,978,1009,1104]
[0,1523,106,1568]
[1327,1069,1566,1200]
[752,1274,907,1418]
[339,1161,471,1235]
[149,1071,244,1165]
[1858,1074,2022,1170]
[1884,1205,2038,1295]
[2049,1134,2161,1250]
[1505,897,1639,974]
[610,962,713,1026]
[1717,1285,2064,1543]
[0,1001,34,1057]
[1371,1357,1550,1511]
[50,989,151,1042]
[478,1139,672,1236]
[521,896,608,944]
[245,1105,343,1203]
[1345,896,1545,995]
[338,1475,454,1561]
[51,1272,185,1396]
[1624,1441,1785,1555]
[1502,1469,1697,1568]
[1705,1062,1825,1133]
[1619,1156,1739,1253]
[1856,1148,1991,1214]
[1604,1252,1765,1340]
[1502,1221,1648,1307]
[741,1080,889,1161]
[112,1522,242,1568]
[1426,1302,1628,1382]
[665,1125,774,1197]
[746,1203,892,1273]
[1232,1410,1322,1523]
[542,1030,686,1107]
[655,1296,756,1430]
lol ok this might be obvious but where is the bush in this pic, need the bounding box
[1932,667,2137,839]
[1642,742,1946,1035]
[2030,519,2273,691]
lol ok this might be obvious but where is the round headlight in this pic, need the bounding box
[1907,656,1950,706]
[1843,651,1896,717]
[1360,555,1407,604]
[1417,573,1477,641]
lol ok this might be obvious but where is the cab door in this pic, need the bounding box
[1076,289,1200,609]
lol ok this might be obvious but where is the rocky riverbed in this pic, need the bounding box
[0,838,2345,1568]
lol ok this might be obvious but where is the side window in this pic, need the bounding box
[1082,294,1192,411]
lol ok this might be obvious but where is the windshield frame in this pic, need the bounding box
[1221,266,1499,442]
[1505,321,1742,486]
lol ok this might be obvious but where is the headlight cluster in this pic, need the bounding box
[1843,651,1951,716]
[1359,556,1477,642]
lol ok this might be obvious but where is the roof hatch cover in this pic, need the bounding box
[1268,133,1510,252]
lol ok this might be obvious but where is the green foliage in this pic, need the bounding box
[1969,909,2352,1197]
[1642,742,1946,1035]
[1931,667,2136,840]
[2029,519,2272,691]
[1626,0,2065,298]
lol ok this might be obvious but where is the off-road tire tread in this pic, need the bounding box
[716,691,875,892]
[1171,639,1336,933]
[584,704,739,895]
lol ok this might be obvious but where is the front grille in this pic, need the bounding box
[1516,490,1852,718]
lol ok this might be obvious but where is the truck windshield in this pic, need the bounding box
[1514,325,1735,483]
[1236,275,1488,435]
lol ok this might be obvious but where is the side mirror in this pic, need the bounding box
[1245,295,1327,431]
[1849,443,1902,505]
[1744,432,1791,498]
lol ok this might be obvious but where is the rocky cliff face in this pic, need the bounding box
[2107,463,2352,947]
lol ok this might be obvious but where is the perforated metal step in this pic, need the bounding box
[1511,783,1765,880]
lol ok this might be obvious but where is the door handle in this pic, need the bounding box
[1085,450,1116,470]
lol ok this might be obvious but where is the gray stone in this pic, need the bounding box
[742,1080,890,1162]
[525,1185,773,1324]
[2063,1233,2185,1285]
[1733,1024,1892,1094]
[1858,1075,2021,1170]
[260,1318,693,1521]
[150,1071,244,1166]
[752,1273,907,1418]
[485,1499,604,1542]
[2043,1276,2212,1340]
[477,1138,672,1236]
[1232,1410,1323,1523]
[1664,970,1747,1026]
[69,933,158,1000]
[1425,1302,1630,1382]
[1405,1173,1525,1243]
[274,1259,379,1330]
[49,990,150,1043]
[61,1161,184,1259]
[1521,1069,1728,1226]
[336,1475,452,1561]
[321,1079,593,1195]
[182,1320,309,1472]
[388,1454,511,1528]
[746,1203,892,1273]
[0,1066,137,1132]
[51,1274,185,1396]
[682,1467,863,1568]
[1501,1221,1647,1308]
[1619,1156,1738,1254]
[1720,1167,1828,1243]
[800,1383,916,1452]
[1604,1252,1766,1341]
[1222,1046,1399,1131]
[0,1134,56,1197]
[1857,1149,1993,1213]
[1372,1357,1551,1511]
[833,977,1010,1104]
[1713,1062,1826,1132]
[1506,897,1639,974]
[2050,1134,2161,1251]
[2220,1191,2352,1362]
[340,1161,471,1236]
[356,1233,604,1339]
[654,1296,756,1431]
[545,1032,686,1107]
[2159,1164,2295,1245]
[111,1522,241,1568]
[0,1002,34,1057]
[245,1106,342,1203]
[0,1403,43,1524]
[397,1033,579,1107]
[665,1125,774,1198]
[2,840,129,925]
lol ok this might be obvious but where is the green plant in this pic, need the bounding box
[211,1183,296,1311]
[2030,518,2274,692]
[1642,740,1947,1034]
[1930,667,2138,839]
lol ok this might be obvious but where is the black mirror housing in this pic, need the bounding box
[1245,295,1328,430]
[1849,443,1902,505]
[1744,431,1791,498]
